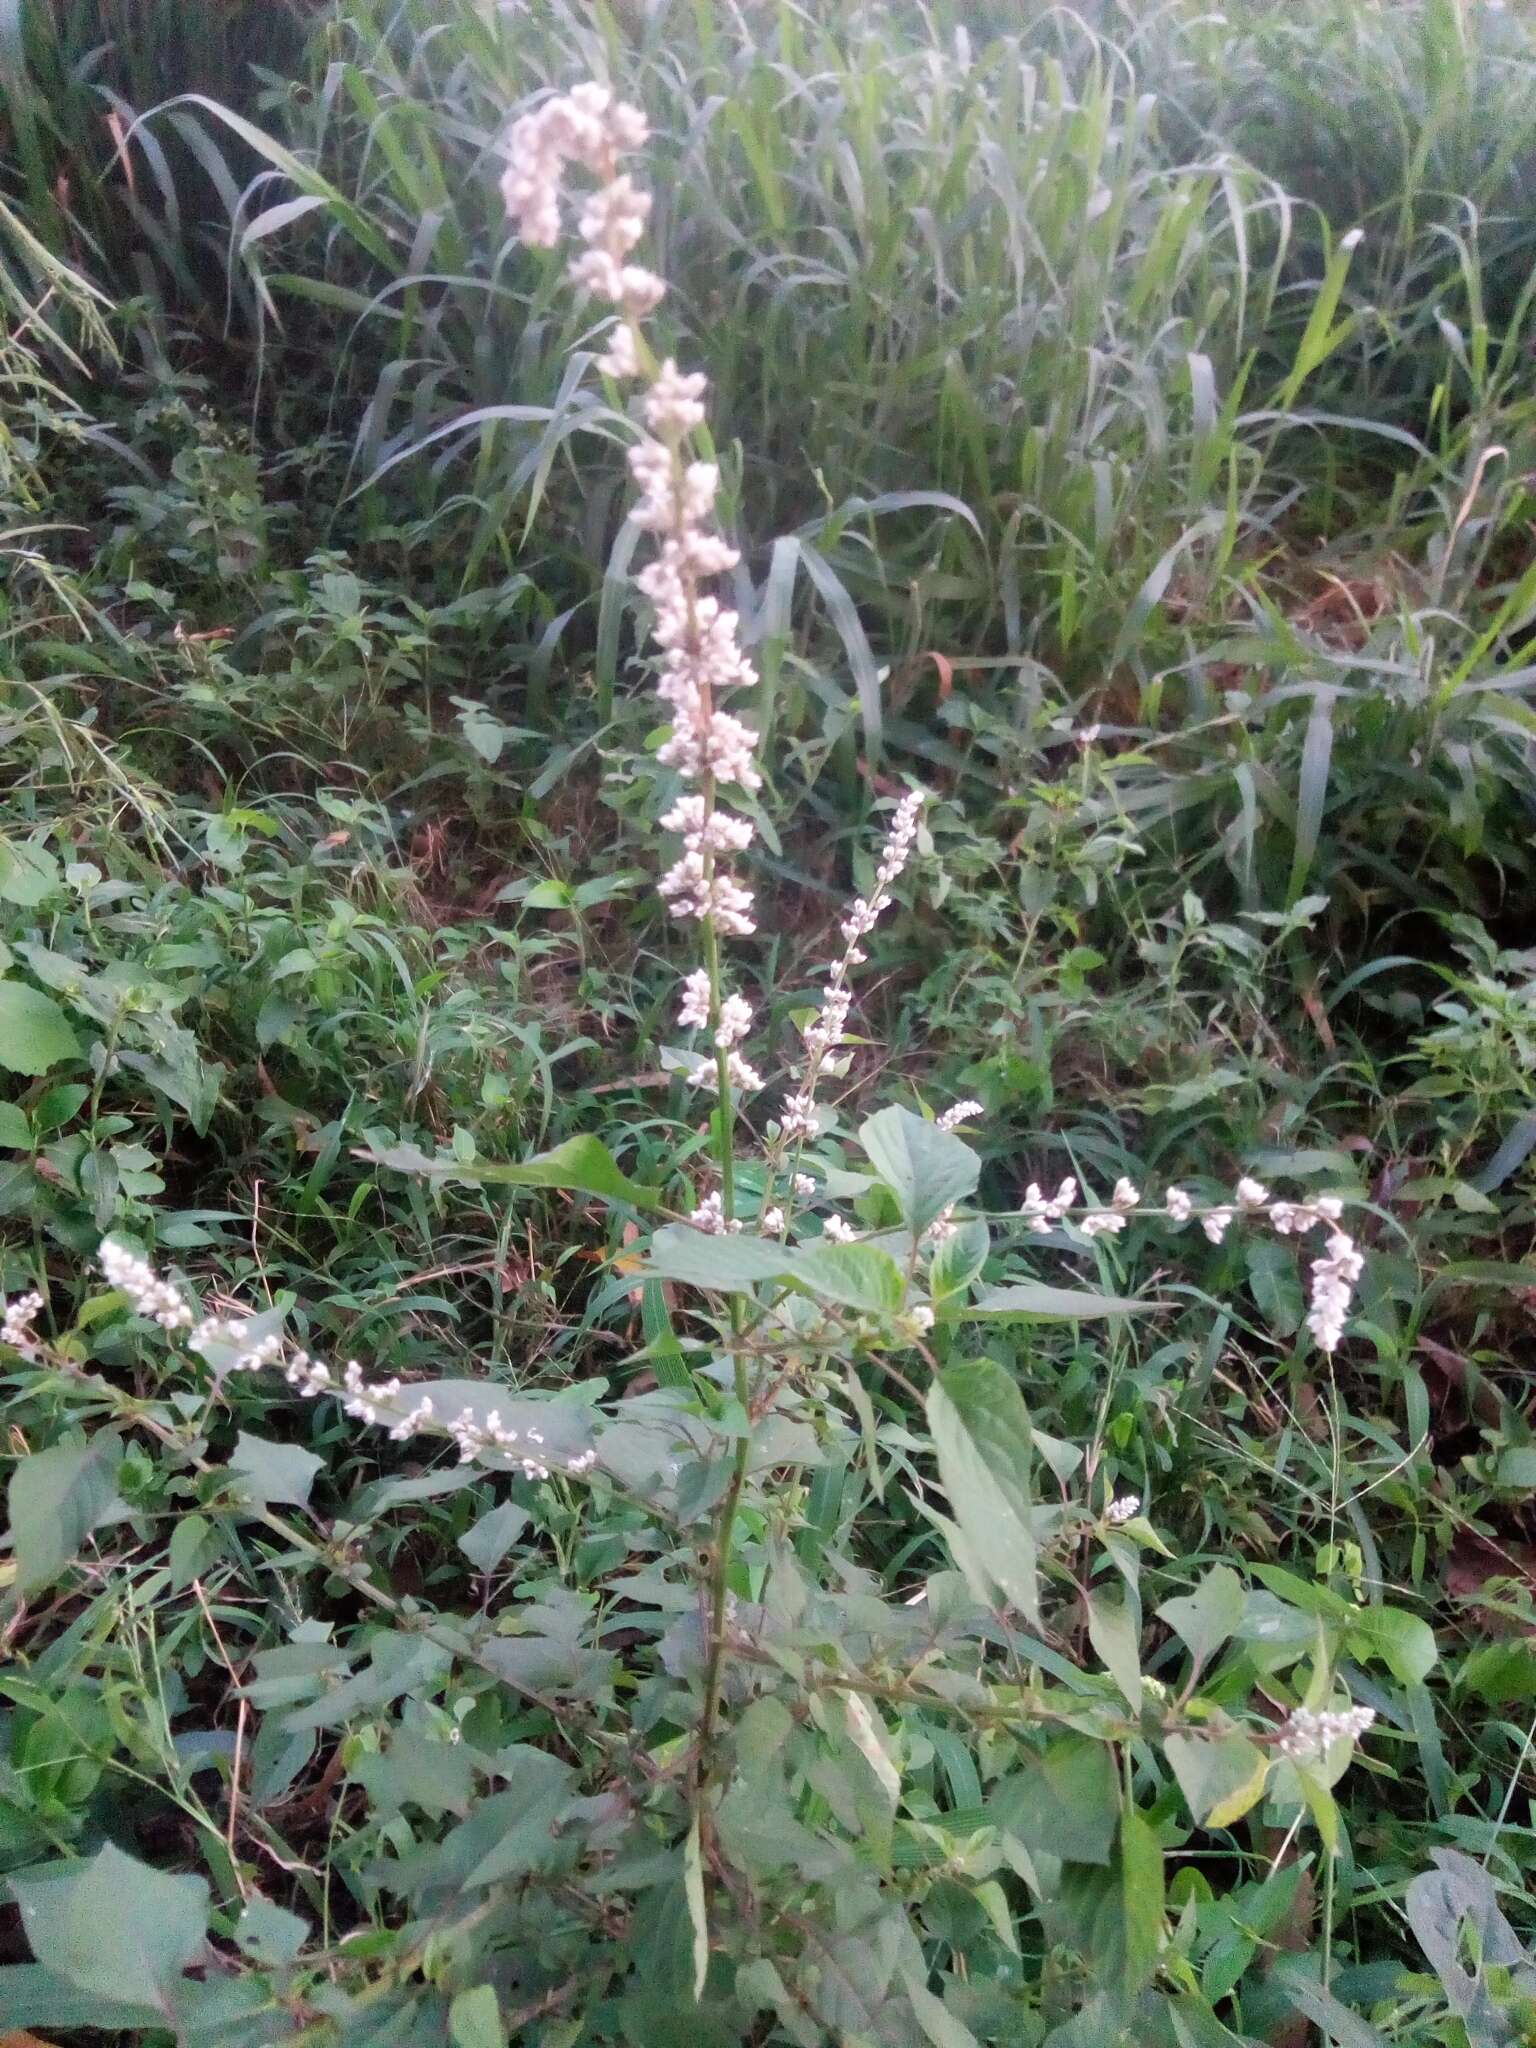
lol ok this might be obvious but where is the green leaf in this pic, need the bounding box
[13,1842,208,2013]
[1458,1640,1536,1706]
[790,1240,906,1313]
[459,1500,529,1574]
[1165,1732,1269,1829]
[235,1897,309,1966]
[168,1513,217,1592]
[0,839,61,907]
[228,1432,322,1510]
[352,1730,478,1819]
[9,1433,124,1595]
[451,1984,504,2048]
[966,1281,1150,1319]
[1294,1760,1340,1854]
[859,1105,979,1236]
[996,1736,1118,1865]
[929,1216,990,1302]
[1245,1239,1304,1336]
[524,877,575,909]
[927,1357,1038,1625]
[901,1961,984,2048]
[647,1224,793,1291]
[1088,1592,1142,1709]
[1348,1604,1438,1686]
[1267,1958,1387,2048]
[1492,1446,1536,1487]
[460,1756,576,1884]
[362,1133,661,1209]
[1121,1805,1165,1994]
[0,981,80,1075]
[1158,1566,1245,1679]
[684,1809,710,2001]
[0,1100,31,1148]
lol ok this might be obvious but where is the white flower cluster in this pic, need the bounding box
[1306,1230,1364,1354]
[103,1243,596,1484]
[779,790,925,1144]
[501,82,650,263]
[937,1099,984,1132]
[100,1238,194,1330]
[1,1290,43,1357]
[1105,1493,1142,1525]
[690,1188,741,1236]
[503,79,765,1212]
[821,1214,856,1244]
[191,1313,284,1376]
[1020,1176,1079,1233]
[676,967,763,1094]
[1015,1178,1364,1352]
[1080,1177,1141,1238]
[1274,1702,1376,1764]
[925,1206,958,1246]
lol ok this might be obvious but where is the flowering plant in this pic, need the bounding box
[0,79,1429,2048]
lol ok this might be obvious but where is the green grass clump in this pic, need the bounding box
[1,3,1536,2043]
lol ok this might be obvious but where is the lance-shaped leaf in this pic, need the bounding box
[926,1356,1039,1626]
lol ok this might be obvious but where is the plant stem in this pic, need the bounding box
[693,890,753,1818]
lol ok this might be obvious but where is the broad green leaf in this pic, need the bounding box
[1031,1426,1084,1484]
[996,1736,1118,1865]
[1165,1732,1269,1829]
[1267,1959,1387,2048]
[1458,1640,1536,1706]
[459,1500,529,1574]
[926,1356,1039,1625]
[168,1514,217,1592]
[790,1240,906,1313]
[9,1433,124,1595]
[929,1216,990,1302]
[458,1756,575,1884]
[523,877,575,909]
[1493,1446,1536,1487]
[0,1964,171,2032]
[966,1281,1149,1320]
[1348,1604,1438,1686]
[901,1961,983,2048]
[0,839,61,906]
[228,1432,322,1510]
[235,1897,309,1965]
[362,1133,661,1208]
[13,1842,207,2012]
[0,981,80,1075]
[1245,1238,1304,1336]
[859,1105,979,1236]
[1121,1805,1165,1994]
[1088,1592,1142,1709]
[450,1985,504,2048]
[647,1224,793,1291]
[0,1099,32,1148]
[352,1730,477,1818]
[1159,1566,1245,1679]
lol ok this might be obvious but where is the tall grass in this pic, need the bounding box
[11,0,1536,932]
[99,1,1530,726]
[0,0,310,298]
